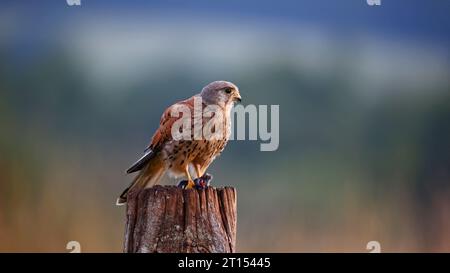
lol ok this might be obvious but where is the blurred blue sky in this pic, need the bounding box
[2,0,450,46]
[2,0,449,90]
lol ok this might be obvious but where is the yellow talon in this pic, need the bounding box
[182,164,196,189]
[185,179,195,189]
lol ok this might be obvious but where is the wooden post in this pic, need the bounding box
[123,185,237,253]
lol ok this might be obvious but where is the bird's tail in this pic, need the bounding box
[116,157,165,206]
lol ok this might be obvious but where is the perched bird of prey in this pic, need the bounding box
[116,81,241,205]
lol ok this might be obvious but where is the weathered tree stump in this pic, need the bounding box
[123,185,237,253]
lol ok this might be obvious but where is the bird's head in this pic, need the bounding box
[200,81,241,107]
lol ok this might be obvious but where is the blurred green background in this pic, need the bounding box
[1,1,449,252]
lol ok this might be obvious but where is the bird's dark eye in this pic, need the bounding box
[225,88,232,94]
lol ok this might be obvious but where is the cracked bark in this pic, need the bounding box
[123,185,237,253]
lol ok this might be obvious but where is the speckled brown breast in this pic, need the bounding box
[161,110,231,177]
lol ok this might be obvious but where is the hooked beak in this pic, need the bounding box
[234,93,242,103]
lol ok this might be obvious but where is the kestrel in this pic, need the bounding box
[116,81,241,205]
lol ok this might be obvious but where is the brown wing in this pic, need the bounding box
[149,96,196,150]
[126,96,196,174]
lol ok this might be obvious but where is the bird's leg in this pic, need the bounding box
[193,165,213,189]
[194,165,204,179]
[177,165,195,189]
